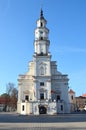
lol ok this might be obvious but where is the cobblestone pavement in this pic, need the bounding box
[0,112,86,123]
[0,122,86,130]
[0,128,69,130]
[0,112,86,129]
[0,127,86,130]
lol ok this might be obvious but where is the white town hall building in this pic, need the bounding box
[17,9,70,115]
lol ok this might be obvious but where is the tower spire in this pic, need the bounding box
[40,8,44,19]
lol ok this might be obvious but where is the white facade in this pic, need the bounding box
[84,105,86,110]
[17,9,70,115]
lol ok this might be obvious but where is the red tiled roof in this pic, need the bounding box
[69,89,75,94]
[82,93,86,97]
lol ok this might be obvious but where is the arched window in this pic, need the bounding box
[41,22,43,27]
[71,95,73,100]
[40,93,44,99]
[25,95,29,101]
[56,95,60,101]
[22,105,24,111]
[40,37,43,40]
[61,105,63,111]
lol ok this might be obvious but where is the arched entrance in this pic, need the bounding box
[39,105,47,114]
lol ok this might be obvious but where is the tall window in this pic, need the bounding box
[22,105,24,111]
[25,95,29,101]
[61,105,63,111]
[71,95,73,100]
[41,22,43,27]
[57,95,60,101]
[40,93,44,100]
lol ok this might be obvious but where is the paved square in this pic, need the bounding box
[0,112,86,129]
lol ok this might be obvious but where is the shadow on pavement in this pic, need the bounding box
[0,112,86,123]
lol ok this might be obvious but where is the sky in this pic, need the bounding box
[0,0,86,96]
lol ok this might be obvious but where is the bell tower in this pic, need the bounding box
[33,9,52,101]
[17,8,70,115]
[34,9,50,56]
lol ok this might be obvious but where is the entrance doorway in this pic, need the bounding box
[39,106,47,114]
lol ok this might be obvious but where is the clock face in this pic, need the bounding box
[39,31,43,36]
[35,29,48,40]
[40,31,43,34]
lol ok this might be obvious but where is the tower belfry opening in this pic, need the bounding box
[17,9,70,115]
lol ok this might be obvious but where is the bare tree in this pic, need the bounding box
[6,83,18,111]
[0,93,10,111]
[6,83,15,96]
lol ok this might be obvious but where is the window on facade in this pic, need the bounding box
[40,82,44,86]
[25,95,29,101]
[40,93,44,100]
[40,37,43,40]
[22,105,24,111]
[41,22,43,27]
[56,95,60,101]
[71,95,73,100]
[40,52,43,56]
[61,105,63,111]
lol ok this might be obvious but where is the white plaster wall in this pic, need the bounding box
[68,93,75,103]
[60,83,70,113]
[37,19,46,27]
[47,102,57,115]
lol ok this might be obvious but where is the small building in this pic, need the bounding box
[68,89,76,112]
[82,93,86,110]
[82,93,86,98]
[75,96,86,111]
[17,9,70,115]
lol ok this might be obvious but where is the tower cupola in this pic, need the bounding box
[34,9,50,56]
[37,8,47,28]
